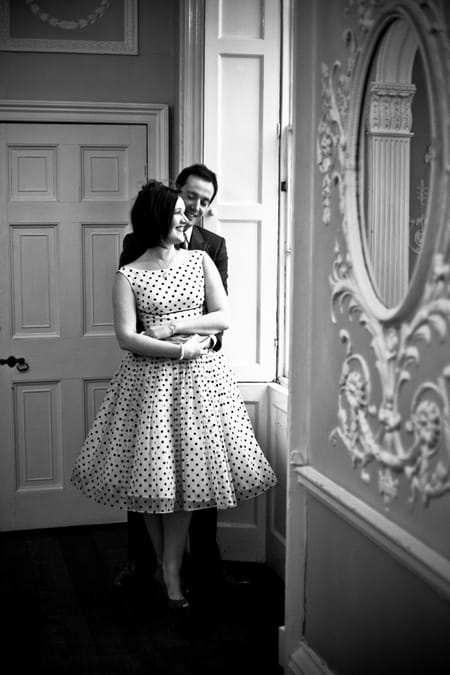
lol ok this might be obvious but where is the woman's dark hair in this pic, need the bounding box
[130,180,179,249]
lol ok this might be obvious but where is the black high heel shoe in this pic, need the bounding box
[154,566,190,610]
[166,594,190,610]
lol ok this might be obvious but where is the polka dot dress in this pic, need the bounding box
[71,251,277,514]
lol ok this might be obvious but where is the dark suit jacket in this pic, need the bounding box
[119,227,228,349]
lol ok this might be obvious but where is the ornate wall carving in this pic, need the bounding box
[368,81,415,133]
[25,0,110,30]
[317,0,450,507]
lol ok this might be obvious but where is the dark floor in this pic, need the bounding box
[1,523,284,675]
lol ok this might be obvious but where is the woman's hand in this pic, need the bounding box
[144,325,214,349]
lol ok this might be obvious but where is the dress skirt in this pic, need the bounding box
[71,252,277,514]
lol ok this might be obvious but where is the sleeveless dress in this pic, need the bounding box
[71,250,277,514]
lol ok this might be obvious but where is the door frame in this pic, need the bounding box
[0,99,169,182]
[177,0,204,171]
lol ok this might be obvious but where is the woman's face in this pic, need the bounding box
[163,197,188,247]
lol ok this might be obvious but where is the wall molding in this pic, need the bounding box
[0,99,169,182]
[267,383,288,580]
[288,639,334,675]
[176,0,205,172]
[293,464,450,600]
[0,0,138,55]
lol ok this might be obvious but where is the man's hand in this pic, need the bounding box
[197,335,214,349]
[182,334,210,359]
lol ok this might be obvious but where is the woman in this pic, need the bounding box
[71,181,277,610]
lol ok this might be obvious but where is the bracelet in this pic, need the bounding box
[168,321,177,337]
[179,344,185,361]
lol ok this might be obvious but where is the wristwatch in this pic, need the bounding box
[168,321,177,337]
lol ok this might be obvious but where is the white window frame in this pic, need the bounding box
[276,0,295,385]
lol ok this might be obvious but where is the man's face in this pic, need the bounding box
[179,175,214,229]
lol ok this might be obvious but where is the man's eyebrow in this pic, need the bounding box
[184,189,211,201]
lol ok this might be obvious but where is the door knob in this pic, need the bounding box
[0,356,30,372]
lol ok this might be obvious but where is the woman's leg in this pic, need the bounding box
[161,511,192,600]
[143,513,163,568]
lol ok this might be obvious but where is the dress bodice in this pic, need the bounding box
[118,250,205,331]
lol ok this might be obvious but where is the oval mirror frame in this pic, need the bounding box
[343,1,449,323]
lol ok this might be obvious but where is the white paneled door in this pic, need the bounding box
[204,0,281,382]
[0,123,147,530]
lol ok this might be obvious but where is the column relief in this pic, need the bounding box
[367,82,415,306]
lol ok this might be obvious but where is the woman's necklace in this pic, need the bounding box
[149,246,177,278]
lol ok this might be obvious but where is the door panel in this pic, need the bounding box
[217,383,268,561]
[204,0,281,382]
[0,122,147,530]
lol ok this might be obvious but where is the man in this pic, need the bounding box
[115,164,232,591]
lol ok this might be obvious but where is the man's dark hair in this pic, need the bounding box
[175,163,218,203]
[130,180,179,249]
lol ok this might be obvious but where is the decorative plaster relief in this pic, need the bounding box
[330,248,450,505]
[409,177,428,255]
[369,82,416,133]
[25,0,110,30]
[318,0,450,507]
[317,0,379,226]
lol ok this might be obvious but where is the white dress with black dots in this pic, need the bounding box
[71,250,277,514]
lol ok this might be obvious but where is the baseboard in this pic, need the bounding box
[288,640,334,675]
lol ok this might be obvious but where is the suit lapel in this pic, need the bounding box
[189,226,208,252]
